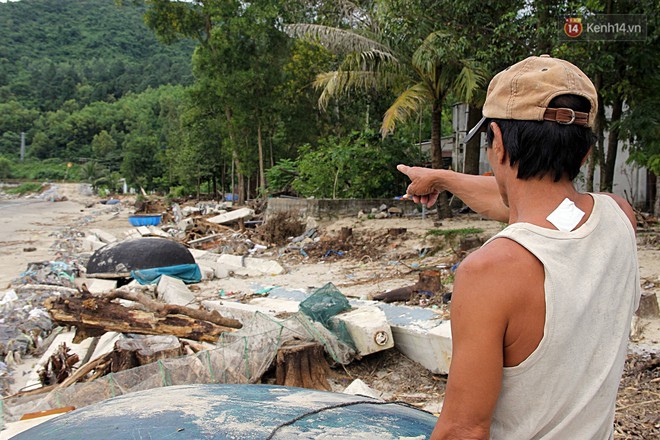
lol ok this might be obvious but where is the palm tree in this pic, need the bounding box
[288,17,485,217]
[80,161,106,192]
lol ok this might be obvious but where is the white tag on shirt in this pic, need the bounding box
[546,198,585,232]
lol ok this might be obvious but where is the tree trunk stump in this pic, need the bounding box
[339,227,353,242]
[275,341,331,391]
[636,291,660,319]
[112,335,183,373]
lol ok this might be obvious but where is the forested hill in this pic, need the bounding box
[0,0,195,110]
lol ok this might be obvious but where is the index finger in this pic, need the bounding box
[397,164,410,174]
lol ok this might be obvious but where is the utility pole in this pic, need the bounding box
[20,132,25,162]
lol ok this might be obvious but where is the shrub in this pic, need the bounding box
[0,156,12,179]
[5,182,44,195]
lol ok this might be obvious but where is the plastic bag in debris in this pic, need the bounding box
[0,309,355,428]
[0,287,65,359]
[299,283,356,349]
[16,261,79,287]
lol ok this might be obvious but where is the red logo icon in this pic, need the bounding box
[564,17,583,38]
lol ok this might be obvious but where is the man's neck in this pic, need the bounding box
[505,176,590,229]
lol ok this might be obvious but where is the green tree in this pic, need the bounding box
[141,0,293,201]
[91,130,118,160]
[292,130,415,199]
[289,3,485,217]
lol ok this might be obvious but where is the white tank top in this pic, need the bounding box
[486,193,640,440]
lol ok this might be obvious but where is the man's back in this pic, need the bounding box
[488,193,640,439]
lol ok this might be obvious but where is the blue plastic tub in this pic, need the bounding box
[128,214,162,227]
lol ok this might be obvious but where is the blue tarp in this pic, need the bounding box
[131,263,202,285]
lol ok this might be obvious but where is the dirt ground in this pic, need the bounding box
[1,183,659,438]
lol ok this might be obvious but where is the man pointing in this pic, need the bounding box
[399,55,640,439]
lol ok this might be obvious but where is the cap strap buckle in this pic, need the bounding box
[544,108,589,126]
[556,108,576,125]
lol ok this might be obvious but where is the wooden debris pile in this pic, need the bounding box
[44,288,242,344]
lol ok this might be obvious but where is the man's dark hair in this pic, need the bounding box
[485,95,597,182]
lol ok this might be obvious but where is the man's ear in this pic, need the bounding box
[489,122,507,164]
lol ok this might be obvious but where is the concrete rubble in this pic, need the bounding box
[207,207,254,225]
[0,194,464,437]
[264,288,451,373]
[157,275,195,306]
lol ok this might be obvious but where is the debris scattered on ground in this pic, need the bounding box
[0,186,658,439]
[38,343,79,386]
[15,261,80,288]
[614,352,660,439]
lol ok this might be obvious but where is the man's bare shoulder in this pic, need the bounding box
[459,237,540,278]
[454,237,543,306]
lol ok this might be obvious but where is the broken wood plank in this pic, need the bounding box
[55,351,114,390]
[20,406,76,421]
[45,291,239,343]
[38,343,79,386]
[103,289,242,329]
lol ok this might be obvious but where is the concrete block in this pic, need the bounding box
[346,301,452,374]
[181,206,202,217]
[177,217,195,232]
[390,320,452,374]
[157,275,195,306]
[147,226,170,238]
[82,234,106,252]
[244,257,285,275]
[89,228,118,244]
[198,264,215,280]
[189,248,220,264]
[332,306,394,356]
[207,208,254,225]
[213,265,231,279]
[215,255,251,278]
[204,297,301,323]
[215,254,284,277]
[75,278,117,294]
[123,229,141,240]
[134,226,169,238]
[217,253,245,267]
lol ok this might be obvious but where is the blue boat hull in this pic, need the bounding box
[14,384,437,439]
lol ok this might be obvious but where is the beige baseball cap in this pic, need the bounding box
[464,54,598,144]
